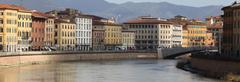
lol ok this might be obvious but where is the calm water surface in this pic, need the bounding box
[0,60,224,82]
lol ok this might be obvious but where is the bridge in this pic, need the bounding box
[158,47,216,59]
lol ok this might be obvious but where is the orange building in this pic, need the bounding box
[31,12,47,50]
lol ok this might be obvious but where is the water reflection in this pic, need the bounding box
[0,60,224,82]
[0,63,77,82]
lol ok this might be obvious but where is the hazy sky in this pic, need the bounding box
[105,0,236,7]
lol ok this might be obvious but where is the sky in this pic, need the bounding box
[105,0,236,7]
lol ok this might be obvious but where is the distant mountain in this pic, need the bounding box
[0,0,116,12]
[93,2,223,22]
[0,0,223,22]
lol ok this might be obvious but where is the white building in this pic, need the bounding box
[121,30,135,50]
[171,25,183,47]
[123,16,183,50]
[75,16,92,51]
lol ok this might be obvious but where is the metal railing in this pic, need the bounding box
[158,46,217,58]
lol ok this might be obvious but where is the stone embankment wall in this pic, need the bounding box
[0,52,158,68]
[191,58,240,78]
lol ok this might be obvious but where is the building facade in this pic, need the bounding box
[104,24,122,50]
[121,30,135,50]
[172,24,183,47]
[92,26,105,51]
[44,16,55,48]
[17,11,32,51]
[54,19,76,51]
[32,12,47,50]
[182,29,189,47]
[124,16,182,50]
[75,16,92,51]
[206,16,223,51]
[169,16,189,48]
[0,4,33,52]
[185,23,208,47]
[222,2,240,56]
[2,9,18,52]
[206,32,215,47]
[94,22,122,51]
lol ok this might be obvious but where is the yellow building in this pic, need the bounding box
[94,22,122,50]
[45,16,55,47]
[55,19,76,51]
[185,22,209,47]
[17,11,32,51]
[0,4,32,52]
[105,24,122,50]
[182,29,189,47]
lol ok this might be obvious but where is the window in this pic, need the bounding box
[0,12,3,15]
[22,22,24,27]
[0,27,3,32]
[0,18,3,24]
[0,36,2,42]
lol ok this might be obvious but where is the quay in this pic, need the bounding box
[175,51,240,81]
[0,51,158,69]
[190,51,240,79]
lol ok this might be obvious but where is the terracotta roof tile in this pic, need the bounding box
[186,21,207,26]
[32,12,47,18]
[32,11,56,19]
[0,4,30,12]
[168,19,190,25]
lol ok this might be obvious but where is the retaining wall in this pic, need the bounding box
[0,52,158,68]
[191,57,240,78]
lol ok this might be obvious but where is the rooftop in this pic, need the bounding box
[32,11,48,18]
[93,21,121,26]
[187,22,207,26]
[124,19,173,24]
[0,4,30,12]
[55,19,75,24]
[222,1,240,10]
[75,14,93,19]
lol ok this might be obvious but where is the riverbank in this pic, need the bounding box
[177,56,240,81]
[0,52,158,69]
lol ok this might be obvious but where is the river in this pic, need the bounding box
[0,59,224,82]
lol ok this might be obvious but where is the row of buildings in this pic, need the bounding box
[123,16,183,50]
[0,4,223,52]
[123,16,222,50]
[169,16,223,49]
[0,4,136,52]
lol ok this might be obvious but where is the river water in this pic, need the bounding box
[0,59,224,82]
